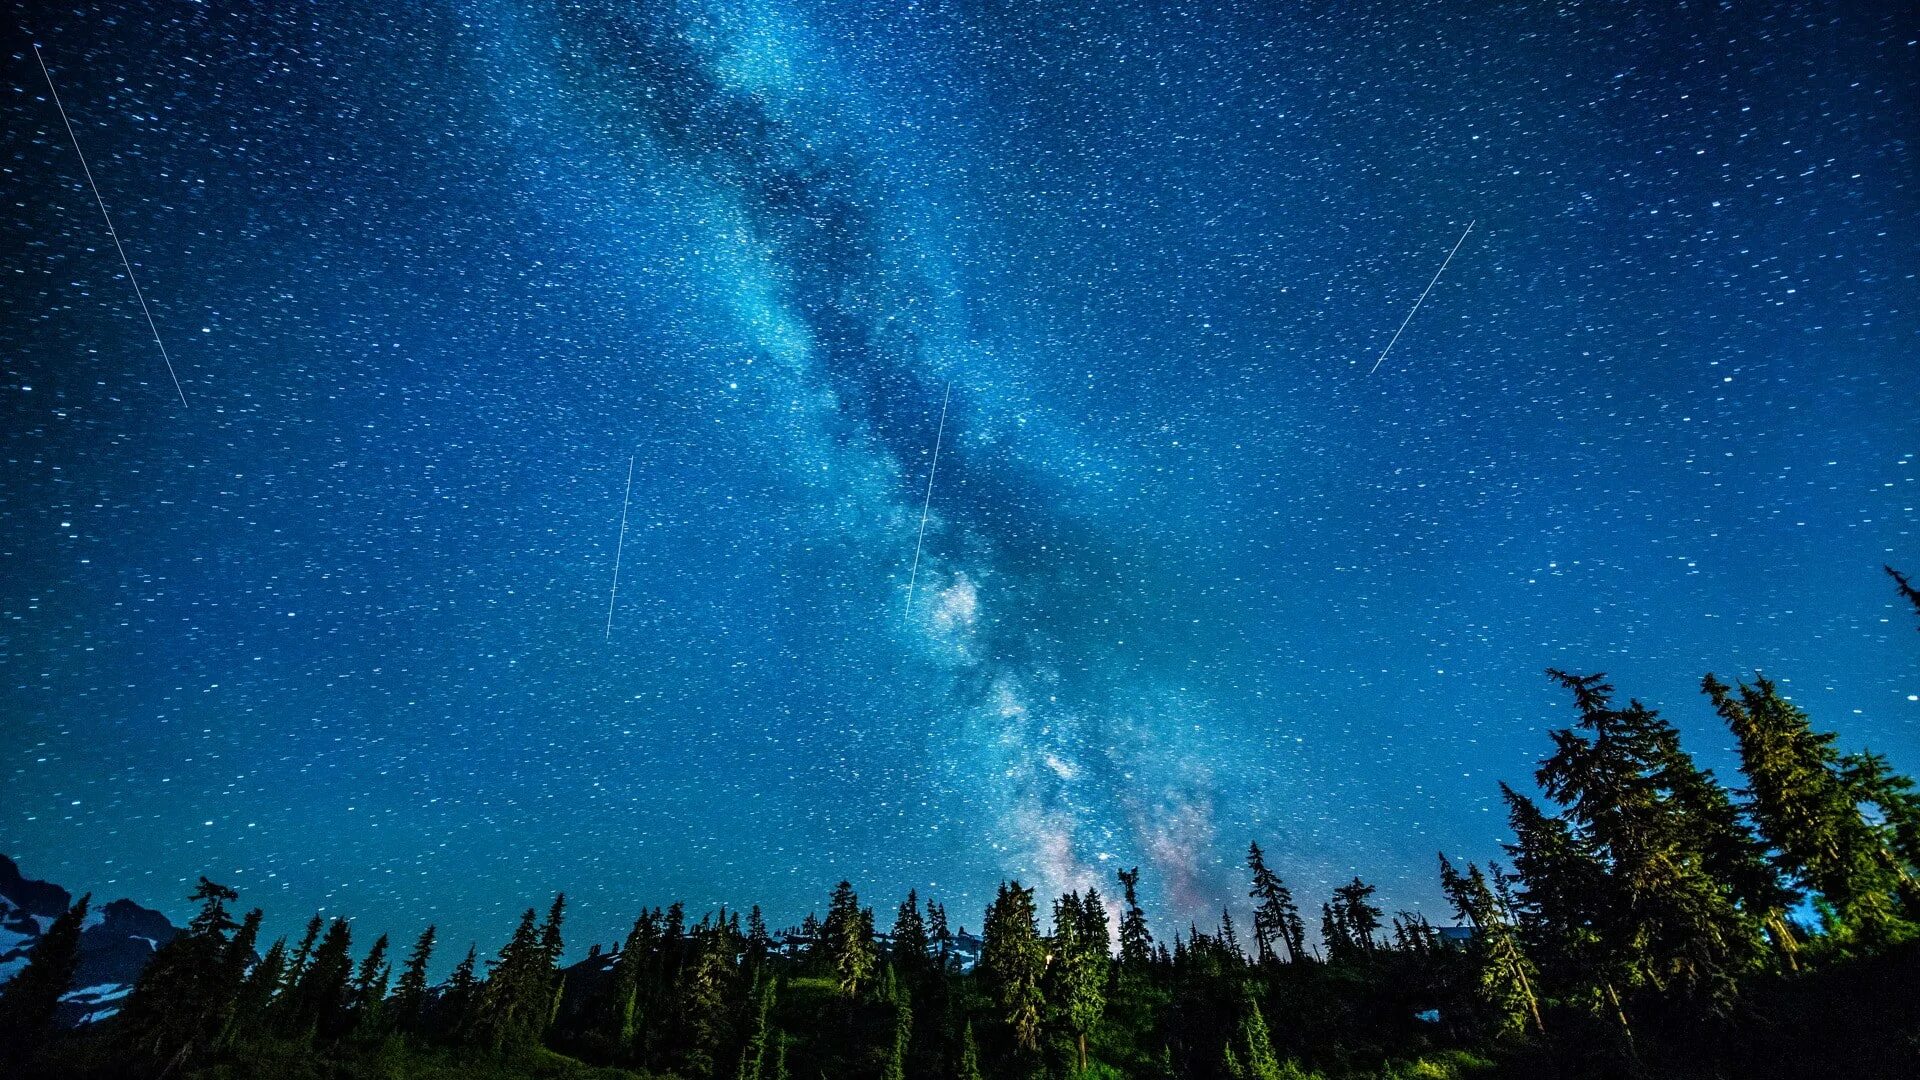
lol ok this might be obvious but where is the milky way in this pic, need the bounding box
[3,1,1914,963]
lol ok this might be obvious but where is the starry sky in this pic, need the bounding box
[3,1,1915,962]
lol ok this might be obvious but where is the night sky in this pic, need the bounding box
[3,1,1914,964]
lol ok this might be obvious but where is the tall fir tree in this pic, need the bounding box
[982,880,1046,1052]
[745,905,773,966]
[958,1019,985,1080]
[1116,867,1154,970]
[350,933,391,1035]
[1529,671,1765,1010]
[121,879,251,1068]
[442,944,481,1041]
[224,935,286,1047]
[891,889,930,971]
[1247,842,1304,964]
[820,881,878,997]
[1049,891,1109,1073]
[284,913,324,996]
[1707,672,1916,944]
[928,900,954,971]
[674,926,736,1080]
[0,892,89,1058]
[1220,986,1292,1080]
[478,908,548,1051]
[295,918,356,1039]
[1439,855,1544,1035]
[391,926,436,1035]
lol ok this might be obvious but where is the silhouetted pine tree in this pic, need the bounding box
[1322,878,1382,961]
[982,880,1046,1052]
[892,889,930,972]
[224,935,285,1046]
[1116,867,1154,970]
[674,926,736,1080]
[539,893,567,1026]
[441,944,481,1041]
[121,879,249,1068]
[478,908,547,1050]
[735,973,776,1080]
[880,964,911,1080]
[293,918,355,1039]
[928,900,954,971]
[349,933,390,1036]
[283,913,323,997]
[745,905,773,966]
[0,892,88,1058]
[1218,909,1245,964]
[1247,842,1304,965]
[1888,565,1920,626]
[391,925,435,1035]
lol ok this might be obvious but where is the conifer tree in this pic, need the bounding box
[0,892,88,1057]
[1050,891,1108,1072]
[958,1019,985,1080]
[1841,749,1920,876]
[1439,854,1544,1035]
[881,963,912,1080]
[539,893,567,1024]
[1707,672,1916,942]
[1116,867,1154,969]
[479,908,547,1050]
[735,973,776,1080]
[1247,842,1304,964]
[675,927,736,1079]
[745,905,773,965]
[1323,878,1382,960]
[928,900,954,971]
[1221,986,1292,1080]
[540,894,567,968]
[284,913,324,995]
[820,881,878,997]
[1888,565,1920,626]
[225,936,285,1046]
[1079,887,1112,961]
[892,889,931,972]
[213,908,263,1041]
[1528,671,1765,1010]
[392,925,436,1034]
[1218,908,1245,963]
[982,880,1046,1051]
[608,913,654,1053]
[350,933,391,1035]
[442,944,481,1041]
[294,917,356,1039]
[121,879,251,1066]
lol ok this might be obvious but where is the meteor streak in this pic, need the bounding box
[903,380,952,619]
[1369,218,1475,376]
[605,455,635,640]
[35,44,187,407]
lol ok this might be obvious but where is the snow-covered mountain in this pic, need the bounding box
[0,854,180,1027]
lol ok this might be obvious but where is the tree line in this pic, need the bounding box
[3,567,1918,1079]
